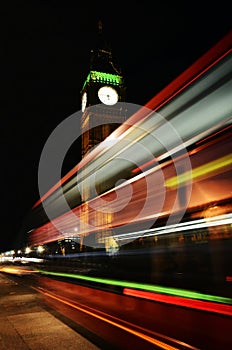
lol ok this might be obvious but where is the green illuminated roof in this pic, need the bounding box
[82,70,123,90]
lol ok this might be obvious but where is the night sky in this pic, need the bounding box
[1,1,231,252]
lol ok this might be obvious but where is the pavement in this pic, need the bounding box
[0,272,101,350]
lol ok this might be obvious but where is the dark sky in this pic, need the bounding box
[1,1,231,252]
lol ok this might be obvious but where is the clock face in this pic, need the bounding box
[81,92,87,112]
[98,86,118,105]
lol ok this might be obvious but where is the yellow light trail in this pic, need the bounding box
[165,153,232,188]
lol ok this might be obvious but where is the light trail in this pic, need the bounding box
[34,286,199,350]
[165,153,232,188]
[123,288,232,317]
[37,269,232,311]
[110,213,232,241]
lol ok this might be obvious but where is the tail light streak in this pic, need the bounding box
[33,286,199,350]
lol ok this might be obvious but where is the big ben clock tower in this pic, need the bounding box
[80,21,126,158]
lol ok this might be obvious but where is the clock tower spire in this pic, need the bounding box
[80,20,126,158]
